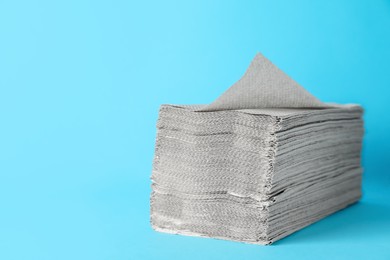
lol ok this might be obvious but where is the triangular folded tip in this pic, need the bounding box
[197,53,330,112]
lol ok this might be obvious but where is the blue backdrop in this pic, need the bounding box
[0,1,389,259]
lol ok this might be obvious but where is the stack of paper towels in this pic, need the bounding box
[150,54,364,245]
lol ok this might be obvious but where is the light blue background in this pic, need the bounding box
[0,1,389,259]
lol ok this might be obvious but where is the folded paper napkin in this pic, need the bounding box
[150,53,364,245]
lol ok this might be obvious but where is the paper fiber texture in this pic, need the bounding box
[150,53,364,245]
[197,53,333,111]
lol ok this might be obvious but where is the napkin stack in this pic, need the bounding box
[150,54,364,245]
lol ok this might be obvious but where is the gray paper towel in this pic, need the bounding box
[150,53,364,245]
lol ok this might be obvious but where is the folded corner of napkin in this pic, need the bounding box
[196,53,332,112]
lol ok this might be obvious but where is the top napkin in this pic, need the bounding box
[197,53,332,111]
